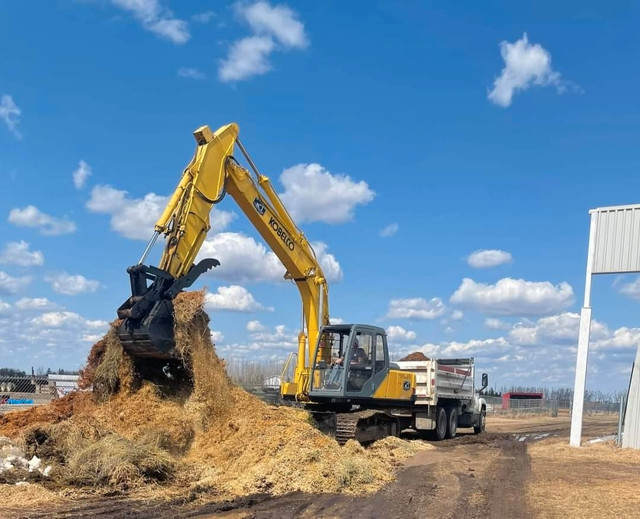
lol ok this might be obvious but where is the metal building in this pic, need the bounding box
[571,204,640,447]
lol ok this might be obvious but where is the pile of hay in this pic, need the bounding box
[0,290,431,507]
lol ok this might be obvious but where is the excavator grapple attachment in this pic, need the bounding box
[117,299,176,358]
[117,259,219,360]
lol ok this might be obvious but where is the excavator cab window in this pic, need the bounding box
[346,331,375,392]
[311,330,349,392]
[374,333,386,373]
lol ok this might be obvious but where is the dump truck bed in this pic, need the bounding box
[394,357,475,405]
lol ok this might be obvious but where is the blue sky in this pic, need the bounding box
[1,1,640,392]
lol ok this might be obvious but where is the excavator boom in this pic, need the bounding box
[117,123,328,398]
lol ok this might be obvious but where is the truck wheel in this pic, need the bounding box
[445,407,458,439]
[434,406,447,441]
[474,407,486,434]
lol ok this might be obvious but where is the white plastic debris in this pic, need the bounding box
[0,439,52,477]
[28,455,41,473]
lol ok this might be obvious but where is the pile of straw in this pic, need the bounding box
[0,290,431,506]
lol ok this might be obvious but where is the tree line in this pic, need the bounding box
[0,367,80,377]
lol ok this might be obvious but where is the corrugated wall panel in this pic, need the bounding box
[592,205,640,274]
[623,346,640,449]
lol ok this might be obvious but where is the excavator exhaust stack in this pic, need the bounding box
[117,259,220,359]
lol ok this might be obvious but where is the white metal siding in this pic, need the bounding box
[591,205,640,274]
[623,345,640,449]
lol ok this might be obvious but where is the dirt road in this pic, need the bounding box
[6,414,620,519]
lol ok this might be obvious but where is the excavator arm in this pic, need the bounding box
[117,123,328,399]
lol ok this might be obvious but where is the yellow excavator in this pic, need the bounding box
[117,123,488,444]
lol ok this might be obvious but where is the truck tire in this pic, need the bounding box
[434,406,447,441]
[474,407,486,434]
[445,407,458,439]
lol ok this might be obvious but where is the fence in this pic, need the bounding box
[484,396,621,416]
[0,375,79,414]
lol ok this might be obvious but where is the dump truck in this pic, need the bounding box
[393,356,487,440]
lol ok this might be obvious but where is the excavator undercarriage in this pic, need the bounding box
[311,408,404,445]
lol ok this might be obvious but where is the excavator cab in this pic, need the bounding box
[309,324,398,402]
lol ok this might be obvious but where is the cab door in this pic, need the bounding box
[345,328,389,398]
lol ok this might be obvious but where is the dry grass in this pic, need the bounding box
[0,483,63,508]
[0,289,430,511]
[67,434,175,487]
[92,326,135,399]
[527,439,640,518]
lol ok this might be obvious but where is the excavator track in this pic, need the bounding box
[333,409,399,445]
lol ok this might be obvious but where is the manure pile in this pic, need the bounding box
[0,291,431,509]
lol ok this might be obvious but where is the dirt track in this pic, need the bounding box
[7,414,619,519]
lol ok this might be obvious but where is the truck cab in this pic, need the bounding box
[308,324,415,405]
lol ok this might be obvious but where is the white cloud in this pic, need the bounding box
[210,330,224,343]
[192,11,215,23]
[0,299,11,316]
[46,272,101,296]
[217,323,299,360]
[219,35,276,82]
[8,206,76,235]
[111,0,190,44]
[198,232,285,283]
[329,317,344,324]
[279,163,375,224]
[593,328,640,352]
[241,1,308,48]
[0,95,21,138]
[246,323,295,346]
[247,319,265,332]
[451,310,464,321]
[198,232,342,284]
[204,285,270,312]
[0,241,44,267]
[31,311,99,328]
[15,297,58,311]
[0,271,31,295]
[450,277,574,316]
[177,67,205,79]
[485,317,509,330]
[87,185,235,241]
[86,185,166,240]
[379,223,399,238]
[386,325,417,342]
[440,337,510,357]
[72,160,92,189]
[509,312,609,346]
[467,249,512,269]
[386,297,446,320]
[0,297,109,369]
[616,276,640,300]
[311,241,343,282]
[488,33,568,107]
[218,1,308,82]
